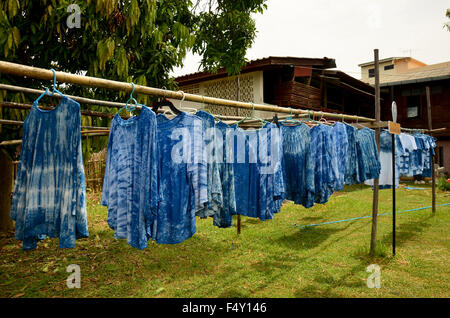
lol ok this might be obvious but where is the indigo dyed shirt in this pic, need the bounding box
[344,123,360,185]
[212,120,237,228]
[310,124,337,204]
[332,122,349,191]
[355,128,381,182]
[194,111,223,219]
[101,106,158,249]
[232,123,284,220]
[10,96,89,250]
[153,112,207,244]
[280,123,315,208]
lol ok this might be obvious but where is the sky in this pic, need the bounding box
[170,0,450,80]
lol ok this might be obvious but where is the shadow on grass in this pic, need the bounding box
[381,215,433,248]
[294,263,368,298]
[274,227,343,251]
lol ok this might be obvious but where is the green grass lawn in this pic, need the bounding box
[0,183,449,298]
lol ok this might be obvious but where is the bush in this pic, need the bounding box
[437,177,450,191]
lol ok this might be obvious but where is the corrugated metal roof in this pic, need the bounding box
[377,61,450,86]
[175,56,336,85]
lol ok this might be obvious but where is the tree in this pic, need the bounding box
[445,8,450,31]
[0,0,267,159]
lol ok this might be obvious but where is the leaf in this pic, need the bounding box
[12,26,20,47]
[154,287,165,295]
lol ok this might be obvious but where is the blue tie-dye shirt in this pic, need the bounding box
[153,112,208,244]
[194,111,223,219]
[332,122,349,191]
[310,124,338,204]
[232,123,284,220]
[355,128,381,182]
[101,106,158,249]
[10,96,89,250]
[344,123,360,185]
[280,123,315,208]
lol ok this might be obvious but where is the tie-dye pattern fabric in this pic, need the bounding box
[310,124,338,204]
[10,96,89,251]
[344,123,360,185]
[194,111,223,219]
[280,123,315,208]
[153,112,207,244]
[332,122,349,191]
[101,106,158,249]
[232,123,284,220]
[211,120,236,228]
[355,128,381,182]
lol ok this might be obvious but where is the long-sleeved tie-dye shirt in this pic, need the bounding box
[194,111,223,219]
[10,96,89,250]
[153,112,207,244]
[310,124,338,204]
[355,127,381,182]
[332,122,349,191]
[280,123,315,208]
[101,106,158,249]
[232,123,284,220]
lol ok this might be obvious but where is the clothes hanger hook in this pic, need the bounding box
[49,68,57,96]
[178,90,185,108]
[130,82,135,99]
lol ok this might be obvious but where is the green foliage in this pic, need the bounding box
[445,9,450,31]
[0,0,267,159]
[437,177,450,191]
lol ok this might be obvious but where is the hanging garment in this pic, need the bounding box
[332,122,349,191]
[232,125,259,217]
[210,120,236,228]
[101,106,158,249]
[365,130,404,189]
[420,134,436,177]
[194,111,223,219]
[397,133,417,176]
[258,122,285,220]
[232,123,284,220]
[344,123,361,185]
[355,127,381,183]
[280,123,315,208]
[310,124,338,204]
[153,112,207,244]
[10,96,89,250]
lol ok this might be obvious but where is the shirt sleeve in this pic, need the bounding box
[101,121,115,207]
[147,112,159,221]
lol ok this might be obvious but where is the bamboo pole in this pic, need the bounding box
[0,101,116,118]
[426,86,436,215]
[0,83,126,109]
[370,49,381,257]
[0,60,376,122]
[0,118,108,131]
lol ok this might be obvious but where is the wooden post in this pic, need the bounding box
[426,86,436,215]
[0,150,14,232]
[370,49,381,257]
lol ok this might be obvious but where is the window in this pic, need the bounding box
[368,68,375,78]
[384,64,394,70]
[406,95,421,119]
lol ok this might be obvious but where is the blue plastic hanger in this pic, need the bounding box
[280,107,301,126]
[117,82,139,116]
[33,69,66,105]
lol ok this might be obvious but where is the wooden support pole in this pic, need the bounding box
[370,49,381,257]
[426,86,436,215]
